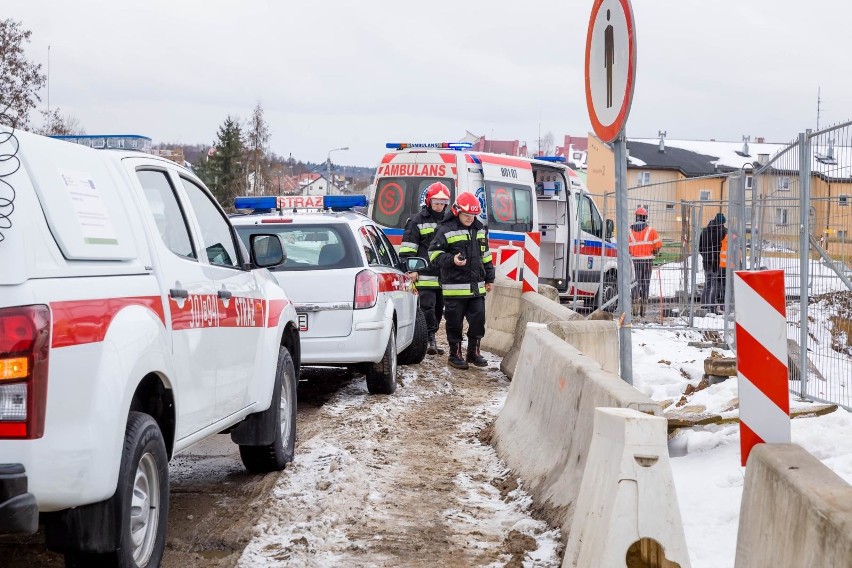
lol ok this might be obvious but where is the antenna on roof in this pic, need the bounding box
[816,87,822,130]
[657,130,667,153]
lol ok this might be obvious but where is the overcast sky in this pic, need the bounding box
[6,0,852,166]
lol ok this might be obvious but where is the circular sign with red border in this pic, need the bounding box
[493,187,514,222]
[585,0,636,143]
[377,182,404,216]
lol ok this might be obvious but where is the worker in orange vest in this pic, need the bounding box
[628,206,662,317]
[717,233,728,314]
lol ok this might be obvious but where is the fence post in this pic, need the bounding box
[689,203,702,326]
[599,191,608,305]
[680,200,689,309]
[798,131,812,400]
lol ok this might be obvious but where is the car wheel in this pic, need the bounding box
[365,325,397,394]
[397,308,428,365]
[598,273,618,312]
[238,347,297,473]
[64,412,169,568]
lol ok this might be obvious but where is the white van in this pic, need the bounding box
[367,142,621,307]
[0,130,300,567]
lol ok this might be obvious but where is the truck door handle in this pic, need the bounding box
[169,288,189,299]
[218,290,233,300]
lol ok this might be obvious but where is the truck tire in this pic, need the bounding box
[397,308,428,366]
[64,412,169,568]
[366,326,398,394]
[238,347,297,473]
[598,273,618,312]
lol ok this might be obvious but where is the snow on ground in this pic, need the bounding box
[632,326,852,568]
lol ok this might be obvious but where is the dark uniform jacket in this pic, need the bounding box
[399,206,442,288]
[427,215,495,297]
[699,215,727,272]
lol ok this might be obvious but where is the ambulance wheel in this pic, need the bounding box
[398,308,428,365]
[598,274,618,312]
[238,347,297,473]
[366,326,398,395]
[64,412,169,568]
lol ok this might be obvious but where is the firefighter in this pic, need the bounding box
[628,206,662,317]
[428,192,495,370]
[399,182,451,355]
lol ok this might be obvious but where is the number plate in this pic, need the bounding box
[298,313,308,332]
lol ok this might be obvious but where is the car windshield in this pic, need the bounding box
[371,177,456,229]
[235,223,362,271]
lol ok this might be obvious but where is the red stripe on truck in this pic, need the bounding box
[51,296,165,348]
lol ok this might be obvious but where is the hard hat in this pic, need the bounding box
[452,192,482,216]
[635,206,648,217]
[425,182,451,206]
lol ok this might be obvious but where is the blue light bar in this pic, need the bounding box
[386,142,473,150]
[324,195,368,211]
[235,196,277,211]
[533,156,567,163]
[49,134,152,151]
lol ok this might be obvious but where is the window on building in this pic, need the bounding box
[665,203,675,210]
[745,175,753,190]
[637,171,651,185]
[775,208,789,225]
[777,176,790,190]
[837,230,848,240]
[745,206,753,220]
[699,190,711,201]
[840,195,850,207]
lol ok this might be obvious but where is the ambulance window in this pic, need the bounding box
[136,169,196,259]
[485,182,533,232]
[576,194,602,237]
[372,177,455,228]
[180,178,241,268]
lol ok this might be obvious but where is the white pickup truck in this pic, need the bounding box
[0,130,300,567]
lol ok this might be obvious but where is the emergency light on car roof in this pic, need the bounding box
[49,134,153,152]
[386,142,473,150]
[234,194,368,213]
[533,156,567,163]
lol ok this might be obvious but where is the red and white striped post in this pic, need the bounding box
[522,232,540,293]
[734,269,790,466]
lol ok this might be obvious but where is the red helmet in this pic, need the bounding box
[635,206,648,217]
[425,182,451,206]
[452,192,482,216]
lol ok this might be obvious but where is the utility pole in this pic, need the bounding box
[47,45,51,133]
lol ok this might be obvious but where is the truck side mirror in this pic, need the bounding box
[605,219,615,241]
[250,234,287,268]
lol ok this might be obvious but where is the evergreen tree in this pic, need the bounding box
[200,116,245,208]
[0,19,46,129]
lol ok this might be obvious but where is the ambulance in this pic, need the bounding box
[368,142,621,308]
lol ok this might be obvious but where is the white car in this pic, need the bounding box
[231,195,428,394]
[0,131,300,567]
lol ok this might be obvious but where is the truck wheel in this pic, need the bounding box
[64,412,169,568]
[397,308,428,365]
[238,347,297,473]
[598,274,618,312]
[366,326,398,394]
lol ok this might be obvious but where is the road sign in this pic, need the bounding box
[585,0,637,143]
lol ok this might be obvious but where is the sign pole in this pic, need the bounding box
[613,131,633,384]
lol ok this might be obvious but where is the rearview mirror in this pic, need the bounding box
[403,257,428,272]
[605,218,615,241]
[250,234,287,268]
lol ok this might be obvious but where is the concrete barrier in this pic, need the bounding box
[547,320,618,376]
[537,283,560,302]
[481,277,523,357]
[500,292,583,378]
[563,408,690,568]
[491,326,660,541]
[735,444,852,568]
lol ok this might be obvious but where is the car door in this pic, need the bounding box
[363,224,415,346]
[176,175,266,420]
[134,168,218,438]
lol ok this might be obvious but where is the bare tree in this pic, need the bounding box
[537,131,555,156]
[0,19,46,129]
[35,108,85,136]
[245,102,271,195]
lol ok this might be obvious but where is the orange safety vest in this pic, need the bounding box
[628,226,662,260]
[720,234,728,268]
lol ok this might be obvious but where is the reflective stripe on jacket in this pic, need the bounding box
[719,234,728,268]
[399,206,443,285]
[428,216,495,298]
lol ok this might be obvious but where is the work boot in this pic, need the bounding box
[466,339,488,367]
[427,333,438,355]
[448,342,469,370]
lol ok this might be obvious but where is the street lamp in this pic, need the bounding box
[327,146,349,195]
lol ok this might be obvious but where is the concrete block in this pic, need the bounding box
[500,292,583,378]
[492,326,660,543]
[735,444,852,568]
[563,408,691,568]
[482,277,523,357]
[547,320,619,375]
[537,283,560,302]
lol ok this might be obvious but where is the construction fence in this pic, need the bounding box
[579,121,852,410]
